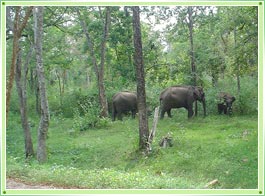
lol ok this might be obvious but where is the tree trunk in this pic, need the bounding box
[132,6,149,151]
[98,7,111,117]
[234,28,241,95]
[188,6,196,86]
[76,7,110,117]
[55,70,63,106]
[15,44,34,158]
[6,6,33,124]
[187,7,198,115]
[33,6,49,163]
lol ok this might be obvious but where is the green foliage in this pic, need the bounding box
[72,99,110,131]
[6,115,258,189]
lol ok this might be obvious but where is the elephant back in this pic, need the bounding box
[218,92,235,103]
[112,91,137,106]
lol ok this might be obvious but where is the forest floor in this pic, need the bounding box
[6,113,259,189]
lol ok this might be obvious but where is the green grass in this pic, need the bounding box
[6,111,258,189]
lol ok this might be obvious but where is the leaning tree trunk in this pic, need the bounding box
[15,44,34,158]
[132,6,149,151]
[6,6,33,124]
[33,6,49,163]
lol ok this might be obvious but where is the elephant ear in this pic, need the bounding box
[193,87,200,100]
[232,96,236,102]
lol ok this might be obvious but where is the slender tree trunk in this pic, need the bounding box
[98,7,111,117]
[6,6,33,123]
[15,44,34,158]
[188,6,196,86]
[76,7,110,117]
[132,6,149,151]
[33,6,49,163]
[55,70,62,106]
[234,28,241,95]
[187,7,198,116]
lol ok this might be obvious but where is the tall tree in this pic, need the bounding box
[132,6,149,150]
[76,7,110,117]
[6,6,33,123]
[33,6,49,163]
[15,43,34,158]
[187,6,196,86]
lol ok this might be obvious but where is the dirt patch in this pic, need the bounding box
[6,178,61,189]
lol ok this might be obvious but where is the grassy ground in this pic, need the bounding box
[6,111,258,189]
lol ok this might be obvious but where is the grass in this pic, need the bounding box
[6,110,258,189]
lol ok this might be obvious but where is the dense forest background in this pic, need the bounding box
[6,6,258,120]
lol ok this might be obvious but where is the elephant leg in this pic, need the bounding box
[160,109,166,119]
[218,104,223,114]
[167,109,172,118]
[194,101,198,116]
[224,106,228,115]
[132,110,136,119]
[187,108,194,118]
[112,109,117,121]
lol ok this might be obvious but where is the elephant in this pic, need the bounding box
[217,92,236,115]
[159,85,206,119]
[112,91,137,121]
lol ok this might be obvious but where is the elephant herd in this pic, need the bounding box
[112,85,236,121]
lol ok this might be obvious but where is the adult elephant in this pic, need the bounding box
[159,85,206,119]
[217,92,236,115]
[112,91,137,121]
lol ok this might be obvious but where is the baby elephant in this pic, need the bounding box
[112,91,137,121]
[217,92,236,115]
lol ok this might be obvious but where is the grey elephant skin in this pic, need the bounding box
[159,85,206,119]
[112,91,137,121]
[217,92,236,115]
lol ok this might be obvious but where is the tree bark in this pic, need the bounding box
[234,28,241,95]
[188,6,196,86]
[76,7,110,117]
[98,7,111,117]
[132,6,149,151]
[33,6,49,163]
[15,44,34,158]
[6,6,33,123]
[187,7,198,116]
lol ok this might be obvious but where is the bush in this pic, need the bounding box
[72,91,111,131]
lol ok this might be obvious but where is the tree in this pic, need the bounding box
[33,6,50,163]
[76,7,110,117]
[15,43,34,158]
[6,6,33,123]
[187,6,196,86]
[132,6,149,150]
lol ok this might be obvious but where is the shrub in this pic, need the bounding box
[72,94,111,131]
